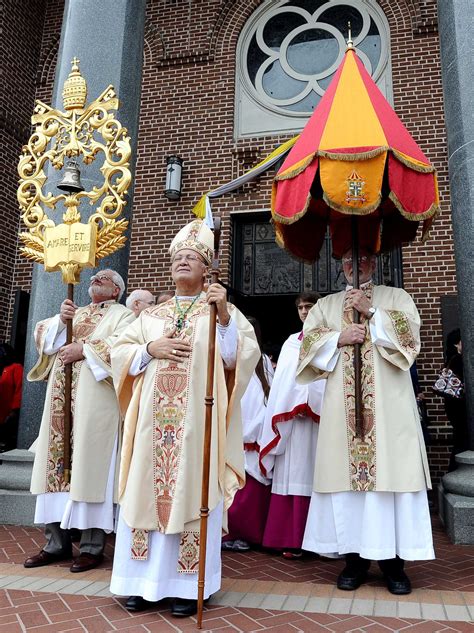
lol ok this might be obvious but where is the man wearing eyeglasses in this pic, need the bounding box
[126,289,155,316]
[296,248,434,596]
[24,269,136,573]
[109,220,259,617]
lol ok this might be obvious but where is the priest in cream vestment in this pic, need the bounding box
[110,220,259,617]
[296,249,434,596]
[24,270,136,573]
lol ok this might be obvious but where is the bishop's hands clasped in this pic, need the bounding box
[206,282,230,326]
[337,324,366,348]
[345,289,373,318]
[147,328,192,361]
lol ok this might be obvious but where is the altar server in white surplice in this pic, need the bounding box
[222,317,274,552]
[259,293,325,559]
[24,270,135,573]
[110,220,259,618]
[297,249,434,596]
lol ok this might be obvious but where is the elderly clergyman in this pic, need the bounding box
[126,289,155,317]
[296,249,434,595]
[24,269,136,573]
[110,220,259,617]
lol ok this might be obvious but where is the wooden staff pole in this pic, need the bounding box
[351,216,364,439]
[197,215,222,628]
[63,282,74,484]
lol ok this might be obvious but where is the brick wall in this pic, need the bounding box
[6,0,65,328]
[0,0,48,341]
[3,0,458,483]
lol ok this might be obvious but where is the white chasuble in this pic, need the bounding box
[28,303,136,503]
[111,294,259,565]
[297,284,431,493]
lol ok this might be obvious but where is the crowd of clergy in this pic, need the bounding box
[22,219,434,618]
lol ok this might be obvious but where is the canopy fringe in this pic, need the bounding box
[275,153,318,181]
[391,149,436,173]
[271,189,312,225]
[388,191,440,221]
[322,192,382,215]
[319,146,388,161]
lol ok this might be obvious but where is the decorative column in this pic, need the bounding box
[437,0,474,543]
[17,0,146,449]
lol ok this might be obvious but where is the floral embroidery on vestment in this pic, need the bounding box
[152,298,209,534]
[131,528,149,560]
[299,327,331,361]
[387,310,417,358]
[88,338,111,367]
[342,284,377,491]
[178,531,200,573]
[44,304,110,492]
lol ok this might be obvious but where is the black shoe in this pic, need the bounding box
[337,565,368,591]
[171,598,198,617]
[337,554,371,591]
[125,595,160,612]
[384,570,412,595]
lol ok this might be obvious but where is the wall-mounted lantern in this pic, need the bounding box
[165,155,183,200]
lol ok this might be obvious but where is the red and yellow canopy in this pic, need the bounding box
[272,48,439,260]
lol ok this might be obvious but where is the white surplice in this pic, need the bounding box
[259,333,325,496]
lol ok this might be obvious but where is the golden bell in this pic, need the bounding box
[57,161,84,193]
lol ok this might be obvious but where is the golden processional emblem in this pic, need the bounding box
[17,58,131,284]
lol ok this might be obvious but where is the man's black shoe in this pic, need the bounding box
[125,595,160,612]
[384,570,412,595]
[171,598,198,617]
[337,566,368,591]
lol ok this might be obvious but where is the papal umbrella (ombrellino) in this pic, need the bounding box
[271,41,439,438]
[272,44,439,261]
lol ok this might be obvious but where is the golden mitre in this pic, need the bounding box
[169,219,213,265]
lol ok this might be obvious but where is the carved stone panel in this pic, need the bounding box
[233,213,402,296]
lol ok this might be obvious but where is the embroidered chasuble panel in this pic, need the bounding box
[46,305,111,493]
[387,310,418,359]
[341,283,377,492]
[150,297,211,533]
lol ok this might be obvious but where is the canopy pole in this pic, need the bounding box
[351,215,364,440]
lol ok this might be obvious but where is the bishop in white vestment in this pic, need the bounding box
[24,270,135,573]
[110,220,259,617]
[296,250,434,595]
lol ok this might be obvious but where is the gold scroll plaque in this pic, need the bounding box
[44,223,97,272]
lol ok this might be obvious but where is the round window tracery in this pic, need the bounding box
[242,0,388,117]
